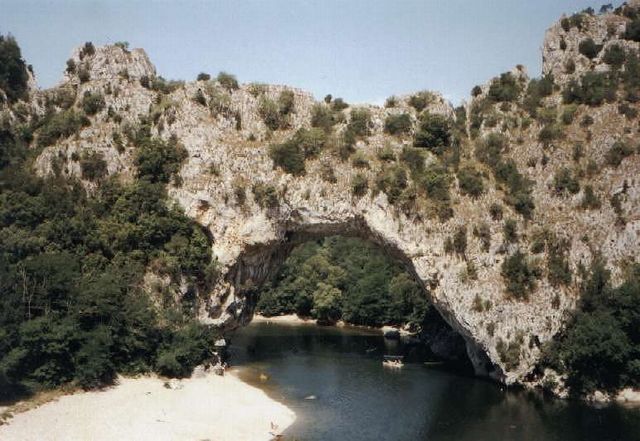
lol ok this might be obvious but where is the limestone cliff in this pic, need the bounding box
[12,6,640,388]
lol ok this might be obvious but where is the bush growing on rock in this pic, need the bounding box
[37,110,90,147]
[196,72,210,81]
[413,112,452,154]
[384,113,412,136]
[81,91,105,115]
[501,250,541,300]
[216,71,239,91]
[497,334,524,371]
[351,173,368,196]
[603,44,626,68]
[375,165,407,204]
[252,182,279,209]
[134,134,188,184]
[408,91,434,112]
[563,72,617,106]
[488,72,522,103]
[347,108,372,137]
[80,151,108,181]
[0,34,29,103]
[553,167,580,195]
[605,141,633,167]
[624,17,640,41]
[457,166,484,198]
[269,138,306,176]
[578,38,602,59]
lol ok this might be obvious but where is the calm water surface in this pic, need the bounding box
[229,322,640,441]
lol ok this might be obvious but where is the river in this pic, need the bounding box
[229,321,640,441]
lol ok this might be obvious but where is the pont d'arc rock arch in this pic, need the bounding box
[34,44,640,386]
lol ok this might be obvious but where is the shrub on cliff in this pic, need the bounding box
[80,151,108,181]
[501,250,541,300]
[384,113,412,136]
[413,112,452,154]
[578,38,602,59]
[134,134,188,183]
[81,91,105,115]
[0,34,29,103]
[347,108,372,137]
[457,166,485,198]
[624,17,640,41]
[216,71,238,91]
[37,110,90,147]
[488,72,522,103]
[563,72,617,106]
[269,138,306,175]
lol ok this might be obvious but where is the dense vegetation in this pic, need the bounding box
[543,260,640,396]
[0,34,29,103]
[0,42,217,398]
[256,237,429,328]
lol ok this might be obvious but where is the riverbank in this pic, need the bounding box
[252,313,416,337]
[0,369,295,441]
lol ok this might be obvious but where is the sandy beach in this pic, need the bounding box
[0,369,295,441]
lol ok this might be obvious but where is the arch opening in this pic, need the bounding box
[217,220,497,377]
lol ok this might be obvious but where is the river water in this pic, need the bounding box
[229,321,640,441]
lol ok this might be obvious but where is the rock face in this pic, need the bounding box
[25,8,640,387]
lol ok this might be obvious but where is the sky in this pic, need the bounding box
[1,0,610,104]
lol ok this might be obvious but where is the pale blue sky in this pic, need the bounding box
[1,0,609,104]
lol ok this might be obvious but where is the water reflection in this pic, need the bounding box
[230,322,640,441]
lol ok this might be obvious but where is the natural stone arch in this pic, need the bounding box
[204,216,495,377]
[33,40,640,388]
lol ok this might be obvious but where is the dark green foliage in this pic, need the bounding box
[457,166,484,198]
[258,97,281,131]
[560,13,585,32]
[37,110,90,147]
[216,71,238,91]
[477,136,535,218]
[267,128,325,176]
[563,72,617,106]
[553,167,580,195]
[497,333,524,371]
[578,38,602,59]
[501,250,540,300]
[134,134,188,183]
[278,90,295,116]
[77,65,90,83]
[196,72,210,81]
[489,203,503,220]
[523,75,555,117]
[623,17,640,41]
[538,123,565,146]
[81,91,105,115]
[331,98,349,111]
[581,185,601,209]
[80,42,95,59]
[375,165,407,204]
[605,141,633,167]
[80,152,108,181]
[347,108,372,137]
[408,91,434,112]
[0,34,29,102]
[546,234,572,287]
[384,113,412,136]
[473,222,491,252]
[256,237,429,327]
[602,44,626,68]
[543,260,640,395]
[503,218,518,243]
[310,103,337,131]
[413,112,452,154]
[488,72,522,103]
[269,140,305,176]
[351,173,368,196]
[0,120,214,397]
